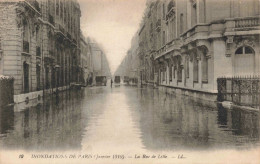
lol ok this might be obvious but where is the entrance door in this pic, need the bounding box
[234,46,255,76]
[23,62,29,93]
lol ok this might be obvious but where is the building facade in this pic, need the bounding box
[0,0,81,103]
[87,38,111,86]
[131,0,260,100]
[115,33,140,85]
[80,32,91,85]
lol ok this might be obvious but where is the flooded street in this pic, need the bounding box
[0,86,259,152]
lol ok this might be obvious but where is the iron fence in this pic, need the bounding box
[0,76,14,107]
[217,76,260,108]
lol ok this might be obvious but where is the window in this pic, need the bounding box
[23,62,29,93]
[173,66,176,79]
[168,1,175,12]
[191,0,197,26]
[36,26,41,57]
[60,0,63,19]
[36,64,41,91]
[186,56,189,78]
[180,13,184,34]
[56,0,59,16]
[193,53,199,82]
[202,55,208,82]
[162,31,166,45]
[169,63,173,82]
[163,4,165,20]
[162,68,166,81]
[234,46,255,76]
[202,0,206,23]
[23,19,30,53]
[165,68,167,83]
[235,47,243,54]
[245,47,253,54]
[177,56,182,82]
[235,46,254,55]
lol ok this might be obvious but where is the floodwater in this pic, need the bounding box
[0,86,259,152]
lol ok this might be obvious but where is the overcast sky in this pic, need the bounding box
[79,0,146,75]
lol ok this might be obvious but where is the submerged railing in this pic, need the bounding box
[217,76,260,108]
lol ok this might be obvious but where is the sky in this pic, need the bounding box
[79,0,147,75]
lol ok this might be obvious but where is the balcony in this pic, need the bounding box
[234,17,260,29]
[59,24,65,34]
[225,16,260,35]
[23,41,29,54]
[24,0,41,14]
[191,0,196,7]
[26,0,40,12]
[36,46,41,57]
[67,32,72,40]
[156,19,161,32]
[180,24,209,41]
[166,7,176,22]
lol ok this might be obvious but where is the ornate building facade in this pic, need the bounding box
[0,0,81,103]
[135,0,260,100]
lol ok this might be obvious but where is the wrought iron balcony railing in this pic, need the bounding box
[25,0,40,12]
[156,19,161,32]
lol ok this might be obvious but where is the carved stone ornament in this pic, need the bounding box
[225,47,231,57]
[198,45,210,59]
[234,36,256,48]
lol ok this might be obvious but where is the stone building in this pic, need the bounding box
[0,0,81,103]
[80,33,94,86]
[115,33,139,85]
[88,38,111,86]
[136,0,260,100]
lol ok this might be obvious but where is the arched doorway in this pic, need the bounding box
[234,46,255,76]
[23,62,29,93]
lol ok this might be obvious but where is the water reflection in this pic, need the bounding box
[0,86,259,151]
[135,89,259,150]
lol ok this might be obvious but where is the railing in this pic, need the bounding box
[36,46,41,57]
[217,76,260,108]
[0,76,14,107]
[23,41,29,53]
[167,1,175,12]
[235,17,260,28]
[156,45,166,58]
[67,32,71,40]
[156,19,161,32]
[25,0,40,12]
[59,24,65,34]
[166,7,175,21]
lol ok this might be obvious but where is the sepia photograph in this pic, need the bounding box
[0,0,259,163]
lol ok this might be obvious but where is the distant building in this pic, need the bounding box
[115,33,139,85]
[88,39,111,86]
[0,0,81,103]
[80,32,92,85]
